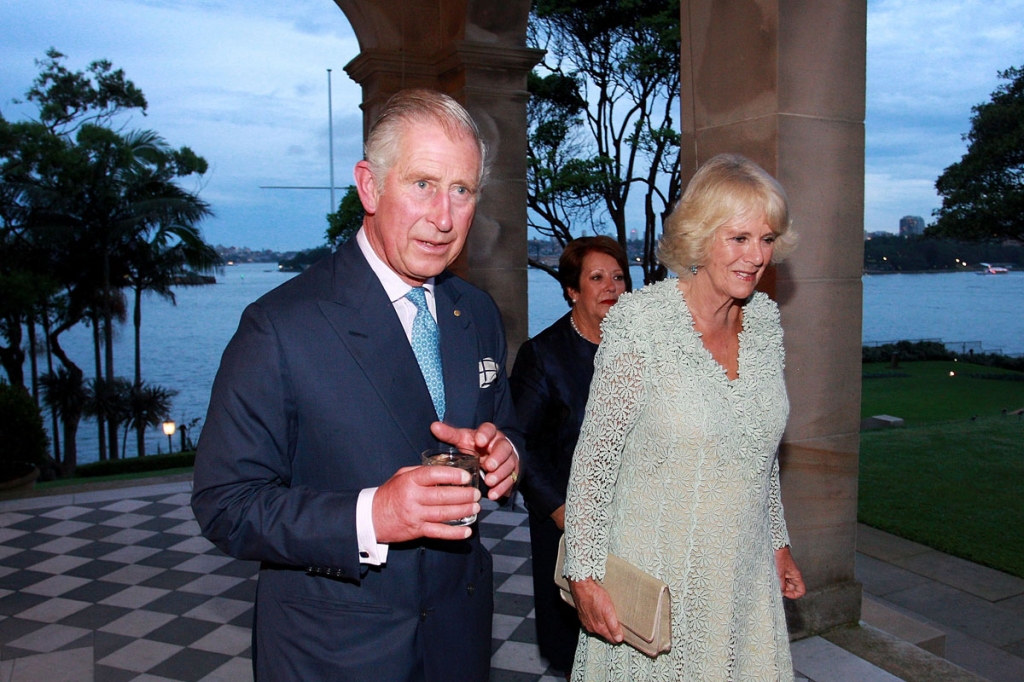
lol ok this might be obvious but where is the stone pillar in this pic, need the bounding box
[337,0,541,363]
[679,1,867,637]
[443,40,544,364]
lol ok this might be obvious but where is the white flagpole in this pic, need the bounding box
[327,68,336,213]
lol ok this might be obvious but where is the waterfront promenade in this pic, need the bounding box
[1,479,1022,681]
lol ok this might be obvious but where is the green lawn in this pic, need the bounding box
[859,361,1024,578]
[862,360,1024,424]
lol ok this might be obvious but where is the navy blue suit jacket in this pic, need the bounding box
[192,238,522,681]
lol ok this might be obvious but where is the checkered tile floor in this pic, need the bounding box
[0,482,565,682]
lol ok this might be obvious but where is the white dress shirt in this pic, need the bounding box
[354,228,438,565]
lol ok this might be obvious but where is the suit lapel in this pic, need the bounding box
[435,275,478,429]
[316,241,438,453]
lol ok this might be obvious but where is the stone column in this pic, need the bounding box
[337,0,541,363]
[448,42,543,363]
[679,1,867,637]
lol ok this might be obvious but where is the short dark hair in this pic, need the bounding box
[557,236,633,306]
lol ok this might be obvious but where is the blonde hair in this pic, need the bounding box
[364,89,487,189]
[658,154,796,277]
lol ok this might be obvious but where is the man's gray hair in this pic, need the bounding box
[364,89,487,189]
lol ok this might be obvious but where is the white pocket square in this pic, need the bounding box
[478,358,499,388]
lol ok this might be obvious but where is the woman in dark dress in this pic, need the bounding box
[510,236,631,676]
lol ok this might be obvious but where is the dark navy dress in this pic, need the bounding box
[510,312,598,673]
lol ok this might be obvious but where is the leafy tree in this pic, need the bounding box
[929,65,1024,241]
[863,233,1023,272]
[0,270,46,387]
[0,117,63,388]
[0,381,50,472]
[2,48,150,395]
[528,0,681,283]
[37,124,164,460]
[2,50,216,463]
[279,246,332,272]
[20,48,147,135]
[326,185,363,247]
[525,71,603,280]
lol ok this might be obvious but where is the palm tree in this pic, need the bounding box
[39,365,86,473]
[5,52,214,464]
[81,126,162,461]
[122,382,177,458]
[12,122,135,461]
[35,126,211,460]
[125,226,217,457]
[84,376,130,460]
[119,142,215,458]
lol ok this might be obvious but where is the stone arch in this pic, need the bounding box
[334,0,542,355]
[331,0,867,639]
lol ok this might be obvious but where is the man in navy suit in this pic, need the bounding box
[192,89,523,681]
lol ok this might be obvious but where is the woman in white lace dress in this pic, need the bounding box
[562,154,806,681]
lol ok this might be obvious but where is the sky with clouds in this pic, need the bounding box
[2,0,1023,251]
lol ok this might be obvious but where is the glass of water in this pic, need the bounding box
[421,446,480,526]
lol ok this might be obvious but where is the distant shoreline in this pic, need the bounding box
[863,269,1014,275]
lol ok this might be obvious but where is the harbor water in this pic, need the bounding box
[23,264,1024,464]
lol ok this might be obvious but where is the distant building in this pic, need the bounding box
[899,215,925,237]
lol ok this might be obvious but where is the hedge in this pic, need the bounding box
[74,451,195,478]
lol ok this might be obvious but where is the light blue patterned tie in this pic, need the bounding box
[405,287,446,420]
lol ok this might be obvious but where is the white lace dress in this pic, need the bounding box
[563,279,794,682]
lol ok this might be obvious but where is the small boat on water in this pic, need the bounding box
[978,263,1009,275]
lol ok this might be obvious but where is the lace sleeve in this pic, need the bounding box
[562,327,646,582]
[768,455,791,550]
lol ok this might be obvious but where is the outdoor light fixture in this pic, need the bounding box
[162,420,176,454]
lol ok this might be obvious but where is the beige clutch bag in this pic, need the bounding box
[554,535,672,657]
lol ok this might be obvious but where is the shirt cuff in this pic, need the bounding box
[357,487,389,565]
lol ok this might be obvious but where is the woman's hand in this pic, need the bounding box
[550,504,566,530]
[775,546,806,599]
[568,577,624,644]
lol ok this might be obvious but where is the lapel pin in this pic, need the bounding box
[454,310,461,317]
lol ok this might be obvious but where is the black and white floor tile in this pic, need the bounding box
[0,482,565,682]
[1,481,913,682]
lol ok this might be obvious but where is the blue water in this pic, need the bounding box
[19,264,1024,464]
[861,271,1024,354]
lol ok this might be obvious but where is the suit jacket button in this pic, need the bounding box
[420,610,428,622]
[467,584,475,595]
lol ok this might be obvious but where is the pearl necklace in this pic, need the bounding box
[570,312,599,344]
